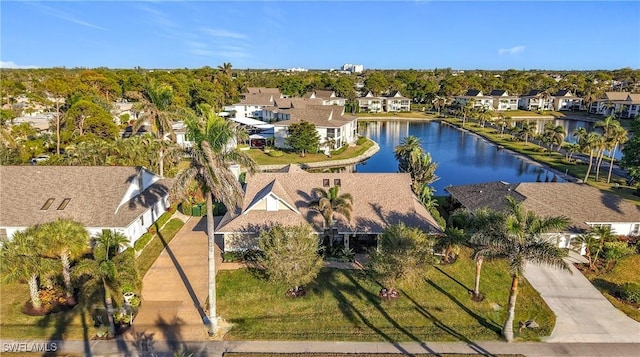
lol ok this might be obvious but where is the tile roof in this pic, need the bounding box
[523,89,543,97]
[247,87,281,94]
[0,166,173,228]
[604,92,631,101]
[239,93,274,106]
[217,167,443,235]
[446,181,640,232]
[273,106,356,128]
[464,89,482,97]
[489,90,507,96]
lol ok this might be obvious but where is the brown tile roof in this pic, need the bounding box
[273,106,356,128]
[272,97,323,109]
[247,87,281,95]
[217,167,443,235]
[446,182,640,232]
[604,92,631,101]
[239,93,274,105]
[0,166,173,228]
[313,90,336,100]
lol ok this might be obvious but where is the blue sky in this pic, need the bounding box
[1,1,639,70]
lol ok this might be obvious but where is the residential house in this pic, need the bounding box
[111,100,138,125]
[590,92,640,119]
[0,166,174,244]
[453,90,494,110]
[518,90,554,111]
[445,181,640,254]
[356,91,411,113]
[489,90,518,111]
[303,90,346,106]
[272,106,358,152]
[552,90,582,111]
[216,165,443,252]
[224,93,279,120]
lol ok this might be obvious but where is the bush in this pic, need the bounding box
[153,211,173,230]
[356,136,367,145]
[268,150,284,157]
[147,226,157,235]
[134,232,154,252]
[179,201,192,215]
[331,144,348,156]
[619,282,640,304]
[604,241,635,262]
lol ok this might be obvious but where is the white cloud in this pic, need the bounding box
[26,2,108,31]
[498,46,525,55]
[0,61,39,69]
[202,28,247,40]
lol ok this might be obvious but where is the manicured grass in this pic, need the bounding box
[441,118,640,206]
[217,249,554,342]
[578,254,640,322]
[136,218,186,277]
[247,139,374,166]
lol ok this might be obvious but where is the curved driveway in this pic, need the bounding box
[524,260,640,343]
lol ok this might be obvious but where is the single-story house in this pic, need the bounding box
[0,166,174,245]
[216,165,443,252]
[445,181,640,253]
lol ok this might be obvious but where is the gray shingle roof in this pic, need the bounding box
[0,166,173,228]
[273,106,356,128]
[217,167,443,235]
[446,181,640,232]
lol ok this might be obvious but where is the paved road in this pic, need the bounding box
[524,260,640,343]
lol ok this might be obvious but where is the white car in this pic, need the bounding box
[30,155,50,164]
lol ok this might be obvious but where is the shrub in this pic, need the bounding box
[153,211,173,230]
[331,144,348,156]
[619,282,640,304]
[134,232,154,252]
[167,205,177,214]
[356,136,367,145]
[223,251,240,262]
[179,201,192,215]
[147,226,157,235]
[604,241,635,262]
[268,150,284,157]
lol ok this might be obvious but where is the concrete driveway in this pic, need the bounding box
[524,259,640,343]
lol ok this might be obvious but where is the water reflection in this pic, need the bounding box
[354,121,565,194]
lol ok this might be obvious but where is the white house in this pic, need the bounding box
[357,92,384,113]
[303,90,346,106]
[0,166,174,245]
[518,90,554,111]
[552,90,582,111]
[489,90,518,111]
[356,91,411,113]
[272,106,358,152]
[454,90,494,110]
[590,92,640,119]
[445,181,640,254]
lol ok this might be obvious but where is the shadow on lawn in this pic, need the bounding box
[319,269,439,355]
[37,303,92,357]
[434,266,473,294]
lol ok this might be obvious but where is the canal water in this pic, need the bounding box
[354,120,567,194]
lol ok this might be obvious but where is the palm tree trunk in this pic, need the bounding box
[607,143,618,184]
[61,253,73,298]
[584,150,594,182]
[595,149,605,181]
[206,192,218,334]
[28,274,42,309]
[103,281,116,337]
[473,256,483,297]
[159,148,165,177]
[56,101,61,155]
[502,275,519,343]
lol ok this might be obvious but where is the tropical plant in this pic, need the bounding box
[562,142,580,162]
[73,230,134,337]
[590,225,616,267]
[620,117,640,185]
[308,185,353,247]
[394,135,423,173]
[286,120,320,157]
[0,228,55,311]
[583,132,603,183]
[171,106,257,334]
[460,99,475,127]
[474,196,570,342]
[37,219,90,300]
[258,223,323,294]
[606,125,628,183]
[367,223,436,291]
[517,121,536,145]
[542,123,565,152]
[574,233,599,270]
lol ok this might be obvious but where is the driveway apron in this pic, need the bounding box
[524,260,640,343]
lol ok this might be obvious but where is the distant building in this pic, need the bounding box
[341,64,364,73]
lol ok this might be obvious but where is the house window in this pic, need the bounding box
[41,198,55,210]
[591,223,612,229]
[57,198,71,210]
[632,224,640,235]
[0,228,7,241]
[323,179,330,187]
[334,179,341,186]
[140,215,145,227]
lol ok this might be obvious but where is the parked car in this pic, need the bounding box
[30,155,50,164]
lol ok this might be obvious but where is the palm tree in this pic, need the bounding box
[74,230,131,337]
[594,115,619,181]
[0,228,55,310]
[217,62,233,77]
[606,125,628,183]
[562,142,580,162]
[476,196,570,342]
[394,135,424,173]
[37,219,90,301]
[497,114,512,136]
[590,225,616,268]
[171,107,257,335]
[132,81,176,177]
[542,123,565,152]
[574,233,598,270]
[583,132,603,183]
[572,127,588,149]
[408,152,439,195]
[309,185,354,247]
[460,99,475,127]
[517,121,536,145]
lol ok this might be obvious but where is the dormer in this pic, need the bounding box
[243,179,299,214]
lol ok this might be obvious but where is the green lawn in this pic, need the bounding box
[217,249,554,342]
[578,254,640,322]
[0,217,185,339]
[441,118,640,206]
[247,139,374,166]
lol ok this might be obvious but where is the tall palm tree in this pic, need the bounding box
[74,230,131,337]
[460,99,475,127]
[132,81,176,177]
[583,132,603,183]
[542,123,565,152]
[217,62,233,77]
[309,185,354,247]
[572,127,588,150]
[606,125,628,183]
[171,107,257,334]
[394,135,424,173]
[1,228,55,310]
[594,115,619,181]
[476,196,570,342]
[590,225,616,267]
[408,152,439,195]
[574,233,598,270]
[37,219,90,300]
[518,121,536,145]
[498,114,512,136]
